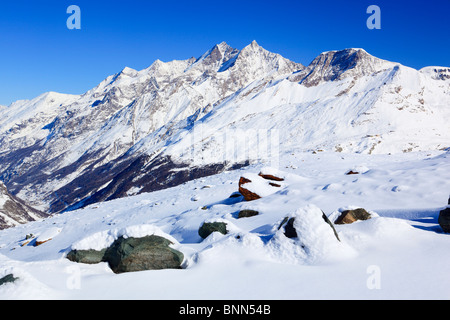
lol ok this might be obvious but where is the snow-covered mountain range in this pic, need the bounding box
[0,41,449,223]
[0,41,450,300]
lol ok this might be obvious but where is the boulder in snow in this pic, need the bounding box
[66,248,107,264]
[237,209,259,219]
[67,225,184,273]
[238,171,286,201]
[198,221,228,239]
[270,205,347,264]
[0,273,18,286]
[333,208,372,224]
[103,235,184,273]
[68,235,184,273]
[258,167,285,182]
[238,176,262,201]
[278,207,340,241]
[438,207,450,233]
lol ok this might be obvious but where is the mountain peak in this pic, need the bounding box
[119,66,139,77]
[214,41,232,51]
[250,40,259,47]
[241,40,263,53]
[289,47,396,86]
[188,42,239,72]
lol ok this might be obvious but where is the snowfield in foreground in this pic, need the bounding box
[0,151,449,299]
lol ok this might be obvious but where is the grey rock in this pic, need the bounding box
[103,235,184,274]
[280,217,298,238]
[438,207,450,233]
[66,248,107,264]
[0,273,18,286]
[198,221,228,239]
[237,209,259,218]
[66,235,184,274]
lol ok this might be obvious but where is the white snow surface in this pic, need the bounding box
[0,150,449,299]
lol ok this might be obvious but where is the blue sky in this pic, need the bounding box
[0,0,449,105]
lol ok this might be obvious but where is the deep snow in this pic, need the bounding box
[0,150,449,300]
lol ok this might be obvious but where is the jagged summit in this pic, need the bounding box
[188,41,240,73]
[217,40,303,76]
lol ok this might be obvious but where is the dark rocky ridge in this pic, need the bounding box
[0,182,48,230]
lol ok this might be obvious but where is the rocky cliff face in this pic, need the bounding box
[0,182,48,229]
[288,48,396,86]
[0,41,448,220]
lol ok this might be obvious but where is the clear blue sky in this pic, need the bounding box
[0,0,449,106]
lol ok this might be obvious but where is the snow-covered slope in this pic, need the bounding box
[0,151,449,299]
[0,42,448,217]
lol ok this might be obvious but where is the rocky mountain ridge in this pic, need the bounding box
[0,182,48,229]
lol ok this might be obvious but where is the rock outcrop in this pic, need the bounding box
[0,274,18,286]
[237,209,259,219]
[198,221,228,239]
[67,235,184,273]
[238,177,262,201]
[103,235,184,273]
[333,208,372,224]
[238,169,286,201]
[279,208,340,242]
[0,181,48,230]
[438,207,450,233]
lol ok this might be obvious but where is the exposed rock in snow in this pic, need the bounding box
[438,207,450,233]
[332,208,373,224]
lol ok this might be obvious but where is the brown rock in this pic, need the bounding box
[258,173,284,181]
[35,238,52,246]
[334,208,372,224]
[269,182,281,187]
[238,177,261,201]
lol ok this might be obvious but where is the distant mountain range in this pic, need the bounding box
[0,40,449,228]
